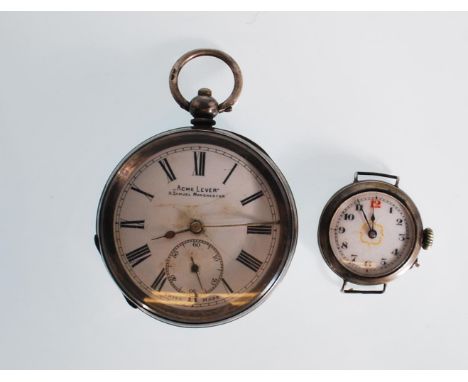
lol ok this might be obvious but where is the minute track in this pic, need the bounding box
[110,138,292,320]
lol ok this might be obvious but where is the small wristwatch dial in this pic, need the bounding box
[329,191,416,277]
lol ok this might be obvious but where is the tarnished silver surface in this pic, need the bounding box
[96,127,298,327]
[96,49,297,326]
[318,174,425,289]
[169,48,243,114]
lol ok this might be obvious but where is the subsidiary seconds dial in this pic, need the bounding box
[165,239,224,297]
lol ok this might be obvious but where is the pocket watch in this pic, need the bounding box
[317,172,433,293]
[95,49,298,326]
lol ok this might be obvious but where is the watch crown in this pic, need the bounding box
[422,228,434,250]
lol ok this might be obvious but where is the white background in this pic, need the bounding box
[0,12,467,369]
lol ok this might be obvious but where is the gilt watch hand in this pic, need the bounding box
[151,228,190,241]
[151,220,205,241]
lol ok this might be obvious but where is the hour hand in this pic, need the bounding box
[356,200,372,231]
[151,228,190,241]
[151,220,205,241]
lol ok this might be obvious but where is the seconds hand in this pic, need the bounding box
[190,257,205,293]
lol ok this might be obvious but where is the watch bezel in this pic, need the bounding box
[96,127,298,327]
[317,179,423,286]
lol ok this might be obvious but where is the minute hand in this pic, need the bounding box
[203,221,280,228]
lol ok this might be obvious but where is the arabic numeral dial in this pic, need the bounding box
[329,191,416,277]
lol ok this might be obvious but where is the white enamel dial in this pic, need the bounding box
[113,143,282,310]
[329,191,416,277]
